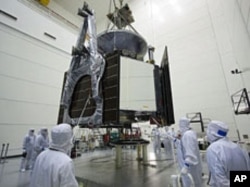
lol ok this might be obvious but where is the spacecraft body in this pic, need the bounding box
[58,2,174,127]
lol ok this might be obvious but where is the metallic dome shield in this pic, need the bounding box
[97,30,148,60]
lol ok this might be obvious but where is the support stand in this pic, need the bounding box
[0,143,9,164]
[231,88,250,115]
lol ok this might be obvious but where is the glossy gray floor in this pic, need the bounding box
[0,143,210,187]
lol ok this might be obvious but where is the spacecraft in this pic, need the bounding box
[57,1,175,128]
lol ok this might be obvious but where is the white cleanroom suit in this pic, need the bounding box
[30,123,78,187]
[206,120,250,187]
[170,127,176,138]
[32,127,49,165]
[162,126,173,159]
[34,128,49,154]
[152,127,161,154]
[178,117,202,187]
[20,129,35,171]
[174,138,184,169]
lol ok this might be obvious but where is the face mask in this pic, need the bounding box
[206,128,219,143]
[206,132,213,143]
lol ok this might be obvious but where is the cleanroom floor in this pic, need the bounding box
[0,143,210,187]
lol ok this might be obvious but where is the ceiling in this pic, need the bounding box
[52,0,131,23]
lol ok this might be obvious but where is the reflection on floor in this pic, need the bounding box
[0,143,210,187]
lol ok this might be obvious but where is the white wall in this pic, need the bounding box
[237,0,250,37]
[96,0,250,140]
[0,0,77,155]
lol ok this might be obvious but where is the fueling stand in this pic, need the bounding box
[186,112,205,132]
[231,88,250,115]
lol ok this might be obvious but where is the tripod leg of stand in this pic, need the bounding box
[3,143,9,163]
[0,144,5,164]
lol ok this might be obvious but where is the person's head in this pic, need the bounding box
[179,117,190,134]
[165,126,169,132]
[50,123,73,154]
[40,127,48,137]
[206,120,229,143]
[29,128,35,136]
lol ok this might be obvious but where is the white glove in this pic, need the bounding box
[181,163,189,175]
[181,167,188,175]
[165,134,175,141]
[168,135,175,141]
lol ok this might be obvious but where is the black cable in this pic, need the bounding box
[207,172,211,185]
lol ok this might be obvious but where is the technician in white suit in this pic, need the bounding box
[30,123,78,187]
[162,126,173,159]
[20,128,36,171]
[178,117,202,187]
[206,120,250,187]
[152,127,161,154]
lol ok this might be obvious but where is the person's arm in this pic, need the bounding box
[22,136,28,157]
[34,136,43,152]
[206,147,229,187]
[182,132,199,166]
[22,136,27,150]
[60,160,79,187]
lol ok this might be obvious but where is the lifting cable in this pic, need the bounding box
[73,94,91,141]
